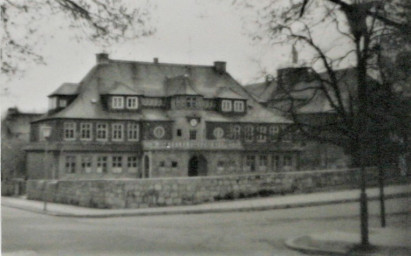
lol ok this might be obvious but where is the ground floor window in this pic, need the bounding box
[258,155,268,171]
[81,156,92,173]
[272,155,280,171]
[245,155,256,172]
[127,156,138,173]
[97,156,107,173]
[112,156,123,173]
[65,156,76,173]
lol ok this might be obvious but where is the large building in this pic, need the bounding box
[25,54,301,180]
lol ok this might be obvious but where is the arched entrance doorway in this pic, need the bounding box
[188,155,207,176]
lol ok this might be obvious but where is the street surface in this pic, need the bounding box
[2,197,409,256]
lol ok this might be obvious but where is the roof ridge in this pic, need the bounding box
[108,59,214,69]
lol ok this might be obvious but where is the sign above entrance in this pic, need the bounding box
[143,140,244,150]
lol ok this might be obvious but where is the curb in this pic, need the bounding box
[2,192,410,218]
[284,236,351,255]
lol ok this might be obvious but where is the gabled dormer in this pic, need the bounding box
[48,83,79,113]
[101,82,143,111]
[166,75,204,110]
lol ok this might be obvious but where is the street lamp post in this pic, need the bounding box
[42,126,52,212]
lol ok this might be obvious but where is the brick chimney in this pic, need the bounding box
[213,61,226,74]
[96,53,109,64]
[153,57,159,64]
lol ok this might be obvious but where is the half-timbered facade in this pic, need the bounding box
[26,54,300,180]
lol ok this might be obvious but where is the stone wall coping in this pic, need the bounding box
[28,167,378,183]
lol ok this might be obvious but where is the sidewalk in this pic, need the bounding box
[2,184,410,218]
[285,228,410,256]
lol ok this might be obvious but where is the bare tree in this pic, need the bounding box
[234,0,410,250]
[1,0,155,79]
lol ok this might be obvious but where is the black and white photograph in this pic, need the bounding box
[1,0,410,255]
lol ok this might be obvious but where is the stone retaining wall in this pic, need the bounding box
[27,168,395,209]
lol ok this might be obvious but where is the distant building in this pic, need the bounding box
[25,54,302,180]
[2,108,43,180]
[245,67,396,170]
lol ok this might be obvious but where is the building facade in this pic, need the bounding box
[26,54,301,180]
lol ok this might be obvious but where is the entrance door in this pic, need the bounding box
[188,155,207,176]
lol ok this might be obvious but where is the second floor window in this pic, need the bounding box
[112,96,124,109]
[112,123,124,141]
[64,122,76,140]
[269,125,279,140]
[230,125,241,140]
[96,123,108,141]
[80,123,92,140]
[126,97,138,109]
[128,123,139,141]
[221,100,232,112]
[189,130,197,140]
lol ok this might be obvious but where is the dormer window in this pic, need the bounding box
[126,97,139,109]
[233,100,245,112]
[59,99,67,108]
[221,100,232,112]
[112,96,124,109]
[186,96,197,108]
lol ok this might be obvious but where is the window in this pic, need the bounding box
[65,156,76,173]
[172,161,178,168]
[284,155,293,167]
[112,123,124,141]
[189,130,197,140]
[80,123,92,140]
[81,156,92,173]
[259,155,267,171]
[186,97,197,108]
[233,101,245,112]
[112,156,123,173]
[96,156,107,173]
[59,99,67,108]
[177,129,182,137]
[127,156,138,173]
[221,100,232,112]
[126,97,138,109]
[112,96,124,109]
[272,155,280,171]
[230,125,241,140]
[39,125,52,141]
[213,127,224,139]
[64,122,76,140]
[153,126,165,139]
[245,155,256,172]
[269,125,279,140]
[96,123,108,141]
[256,126,267,142]
[127,123,139,141]
[244,125,254,142]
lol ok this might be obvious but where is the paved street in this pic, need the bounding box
[2,197,409,256]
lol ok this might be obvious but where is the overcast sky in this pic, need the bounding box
[1,0,344,114]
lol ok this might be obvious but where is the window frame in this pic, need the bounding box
[112,96,124,109]
[233,100,245,112]
[221,99,232,112]
[256,126,267,142]
[63,122,76,141]
[65,155,76,174]
[230,125,241,140]
[112,123,124,141]
[112,156,123,173]
[189,130,197,140]
[96,123,108,141]
[96,156,107,173]
[245,155,256,172]
[127,156,138,173]
[126,96,139,110]
[127,123,139,141]
[80,122,92,141]
[81,155,92,173]
[244,125,254,142]
[186,96,197,108]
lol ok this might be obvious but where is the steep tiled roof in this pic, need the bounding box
[49,83,79,96]
[39,57,291,123]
